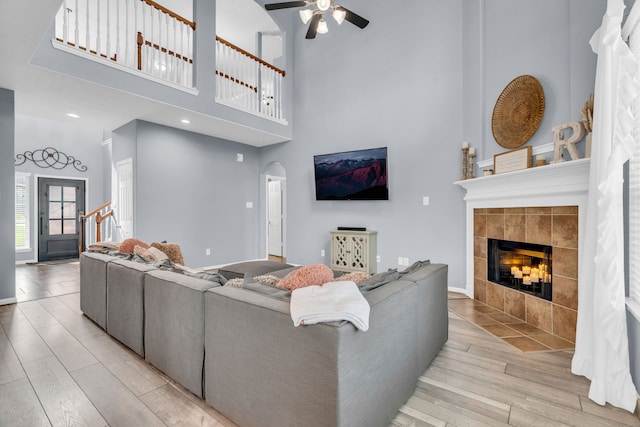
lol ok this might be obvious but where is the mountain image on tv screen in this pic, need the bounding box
[314,147,389,200]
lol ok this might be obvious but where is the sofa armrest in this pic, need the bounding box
[144,270,220,398]
[80,252,118,329]
[106,259,157,356]
[204,279,419,427]
[411,263,449,372]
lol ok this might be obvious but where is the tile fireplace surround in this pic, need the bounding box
[455,158,590,344]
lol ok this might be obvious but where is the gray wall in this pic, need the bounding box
[463,0,604,161]
[112,120,261,268]
[14,115,106,262]
[258,0,605,290]
[260,0,466,284]
[0,89,16,301]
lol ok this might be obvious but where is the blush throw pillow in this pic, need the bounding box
[119,238,149,254]
[150,242,185,266]
[278,264,334,291]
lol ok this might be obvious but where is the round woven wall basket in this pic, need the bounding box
[491,75,545,149]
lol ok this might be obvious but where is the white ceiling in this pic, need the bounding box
[0,0,285,146]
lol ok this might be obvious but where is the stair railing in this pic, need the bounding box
[79,200,116,252]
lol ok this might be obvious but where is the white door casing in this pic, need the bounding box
[267,177,285,257]
[116,159,134,240]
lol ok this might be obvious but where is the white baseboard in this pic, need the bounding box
[0,297,17,306]
[448,286,472,298]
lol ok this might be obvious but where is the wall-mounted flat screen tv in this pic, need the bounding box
[314,147,389,200]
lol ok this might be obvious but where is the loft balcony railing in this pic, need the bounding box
[215,36,286,122]
[54,0,194,88]
[54,0,287,121]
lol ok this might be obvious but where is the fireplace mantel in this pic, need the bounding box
[454,158,590,297]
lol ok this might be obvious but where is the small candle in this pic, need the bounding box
[514,269,523,279]
[523,276,531,285]
[511,266,517,275]
[522,266,531,275]
[531,273,539,283]
[469,147,476,156]
[462,141,469,149]
[536,154,545,161]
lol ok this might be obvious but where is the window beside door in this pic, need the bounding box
[15,173,31,251]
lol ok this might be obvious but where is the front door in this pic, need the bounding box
[38,178,85,262]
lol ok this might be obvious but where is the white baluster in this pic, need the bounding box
[62,0,68,43]
[187,26,192,87]
[96,0,101,55]
[116,0,121,62]
[140,3,149,71]
[106,0,111,59]
[85,0,90,52]
[73,0,79,48]
[178,24,184,86]
[172,18,177,84]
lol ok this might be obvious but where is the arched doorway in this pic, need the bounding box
[264,162,286,262]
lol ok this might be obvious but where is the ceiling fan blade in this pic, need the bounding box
[305,14,321,39]
[336,6,369,29]
[265,1,307,10]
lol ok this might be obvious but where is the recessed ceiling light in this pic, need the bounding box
[66,113,80,118]
[181,119,191,124]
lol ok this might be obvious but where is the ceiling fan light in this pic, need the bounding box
[332,8,346,25]
[317,18,328,34]
[299,9,313,24]
[316,0,331,12]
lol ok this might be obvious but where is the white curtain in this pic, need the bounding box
[571,0,639,412]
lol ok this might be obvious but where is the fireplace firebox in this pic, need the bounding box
[487,239,553,301]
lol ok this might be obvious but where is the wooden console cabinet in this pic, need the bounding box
[330,230,377,275]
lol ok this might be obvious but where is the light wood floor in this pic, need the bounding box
[2,263,639,426]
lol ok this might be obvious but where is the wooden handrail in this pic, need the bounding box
[82,201,112,219]
[216,36,286,77]
[141,0,196,30]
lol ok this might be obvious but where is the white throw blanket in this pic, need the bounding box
[290,281,370,331]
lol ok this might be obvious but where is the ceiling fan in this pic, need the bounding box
[264,0,369,39]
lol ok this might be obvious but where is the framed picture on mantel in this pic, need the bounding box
[493,146,532,174]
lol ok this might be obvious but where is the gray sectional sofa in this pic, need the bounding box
[80,252,449,427]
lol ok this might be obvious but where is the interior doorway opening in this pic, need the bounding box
[266,174,286,263]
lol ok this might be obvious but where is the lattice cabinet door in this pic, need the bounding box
[330,230,377,275]
[332,234,350,269]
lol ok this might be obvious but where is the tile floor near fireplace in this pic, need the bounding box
[449,294,575,352]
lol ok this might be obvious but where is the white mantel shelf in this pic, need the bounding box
[454,158,590,206]
[454,158,591,298]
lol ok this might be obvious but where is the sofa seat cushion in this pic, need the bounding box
[218,260,293,280]
[359,269,401,294]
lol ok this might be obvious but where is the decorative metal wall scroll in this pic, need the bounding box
[15,147,88,172]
